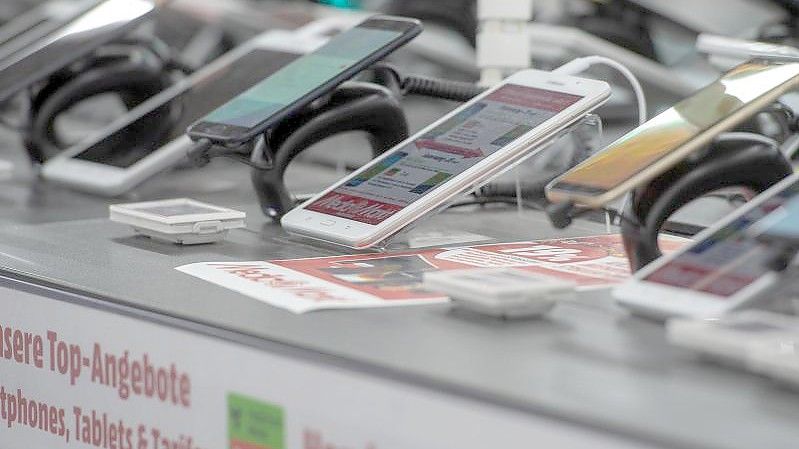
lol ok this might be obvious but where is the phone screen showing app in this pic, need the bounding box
[305,84,583,225]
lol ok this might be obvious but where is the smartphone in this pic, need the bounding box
[281,69,611,249]
[187,15,422,145]
[40,28,329,196]
[546,60,799,208]
[0,0,157,104]
[614,173,799,320]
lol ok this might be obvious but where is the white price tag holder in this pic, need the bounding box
[423,268,575,319]
[667,311,799,368]
[109,198,245,245]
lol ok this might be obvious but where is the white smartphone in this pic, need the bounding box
[41,22,346,196]
[614,173,799,320]
[281,69,611,249]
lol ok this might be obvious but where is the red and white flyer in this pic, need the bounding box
[176,234,687,313]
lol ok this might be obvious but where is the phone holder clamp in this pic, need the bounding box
[621,136,793,271]
[224,81,407,220]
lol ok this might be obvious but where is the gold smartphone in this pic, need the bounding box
[546,60,799,208]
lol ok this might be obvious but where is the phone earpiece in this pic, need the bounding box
[25,40,181,163]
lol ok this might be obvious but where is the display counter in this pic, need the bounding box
[0,155,797,449]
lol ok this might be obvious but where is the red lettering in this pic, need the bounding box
[0,325,45,368]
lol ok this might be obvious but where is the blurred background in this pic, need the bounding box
[2,0,798,227]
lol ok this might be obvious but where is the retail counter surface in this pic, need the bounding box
[0,158,797,449]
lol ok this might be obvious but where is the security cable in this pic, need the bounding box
[372,63,486,102]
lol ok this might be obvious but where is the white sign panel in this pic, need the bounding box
[0,280,651,449]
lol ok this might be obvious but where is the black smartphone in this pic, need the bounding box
[0,0,157,103]
[187,15,422,145]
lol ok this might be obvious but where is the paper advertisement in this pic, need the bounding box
[176,234,687,313]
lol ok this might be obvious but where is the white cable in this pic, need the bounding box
[714,131,778,149]
[552,55,647,126]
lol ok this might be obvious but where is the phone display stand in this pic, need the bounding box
[280,113,603,254]
[621,136,793,272]
[249,81,409,220]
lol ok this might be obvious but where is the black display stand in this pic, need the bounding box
[621,138,793,271]
[249,81,409,220]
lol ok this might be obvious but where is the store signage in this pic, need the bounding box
[0,280,650,449]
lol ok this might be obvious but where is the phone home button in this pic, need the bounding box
[320,219,336,227]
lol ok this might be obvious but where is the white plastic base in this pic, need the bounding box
[130,226,231,245]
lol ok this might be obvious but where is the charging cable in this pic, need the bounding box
[545,55,648,229]
[552,55,647,126]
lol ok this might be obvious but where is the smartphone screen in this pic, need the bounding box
[303,84,585,225]
[70,48,300,168]
[188,17,420,143]
[642,179,799,297]
[0,0,155,103]
[549,61,799,198]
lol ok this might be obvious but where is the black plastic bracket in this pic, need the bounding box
[620,137,793,271]
[250,80,409,219]
[23,36,182,163]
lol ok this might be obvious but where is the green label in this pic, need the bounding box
[228,393,285,449]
